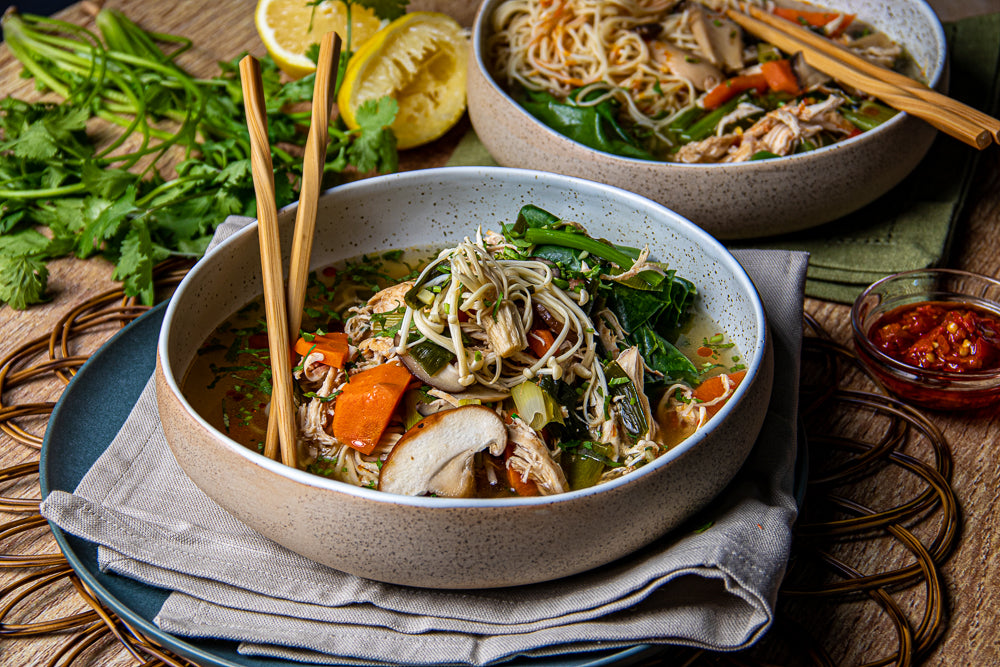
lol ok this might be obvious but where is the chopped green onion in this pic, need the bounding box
[511,380,560,430]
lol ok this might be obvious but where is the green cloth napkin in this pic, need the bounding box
[450,15,1000,304]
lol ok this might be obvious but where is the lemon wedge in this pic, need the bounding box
[255,0,383,79]
[338,12,468,150]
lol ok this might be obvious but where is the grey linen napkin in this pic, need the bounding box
[42,216,807,666]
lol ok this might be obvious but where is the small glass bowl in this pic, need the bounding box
[851,268,1000,410]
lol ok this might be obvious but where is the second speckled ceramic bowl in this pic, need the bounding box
[156,167,772,589]
[467,0,947,239]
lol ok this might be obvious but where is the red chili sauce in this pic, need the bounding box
[868,301,1000,373]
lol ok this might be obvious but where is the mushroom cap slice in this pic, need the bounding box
[397,351,468,394]
[659,41,724,92]
[689,9,744,72]
[378,405,507,497]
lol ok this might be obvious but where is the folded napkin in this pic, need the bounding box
[450,14,1000,305]
[42,216,807,666]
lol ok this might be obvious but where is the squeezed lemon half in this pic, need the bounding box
[254,0,383,79]
[337,12,468,150]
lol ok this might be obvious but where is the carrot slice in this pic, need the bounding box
[761,59,801,96]
[294,332,350,368]
[703,74,768,110]
[332,361,413,455]
[772,8,855,37]
[693,370,747,418]
[527,327,556,358]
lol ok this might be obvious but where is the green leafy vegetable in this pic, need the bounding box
[500,204,698,389]
[606,271,695,334]
[842,100,898,131]
[518,89,654,160]
[633,325,699,386]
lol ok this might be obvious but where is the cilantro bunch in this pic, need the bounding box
[0,3,403,309]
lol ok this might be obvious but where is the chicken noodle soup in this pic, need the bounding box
[486,0,919,162]
[184,205,745,497]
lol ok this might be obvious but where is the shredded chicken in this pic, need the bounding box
[726,95,853,162]
[505,416,569,495]
[366,280,412,314]
[674,133,741,163]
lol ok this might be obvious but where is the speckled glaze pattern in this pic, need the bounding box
[156,167,773,589]
[467,0,946,240]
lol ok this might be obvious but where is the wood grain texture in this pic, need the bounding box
[1,0,999,665]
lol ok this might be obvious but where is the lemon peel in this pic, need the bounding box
[338,12,468,150]
[255,0,382,80]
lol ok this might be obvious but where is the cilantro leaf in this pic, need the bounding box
[113,219,167,305]
[348,97,399,173]
[0,253,48,309]
[356,0,408,21]
[75,186,139,258]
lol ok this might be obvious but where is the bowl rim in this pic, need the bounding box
[851,267,1000,381]
[470,0,947,169]
[158,166,769,508]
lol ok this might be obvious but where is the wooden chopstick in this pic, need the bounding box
[726,6,996,149]
[287,32,342,339]
[239,55,299,469]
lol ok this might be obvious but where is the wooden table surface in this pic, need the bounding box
[2,0,1000,665]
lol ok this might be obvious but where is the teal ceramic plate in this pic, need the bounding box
[38,302,661,667]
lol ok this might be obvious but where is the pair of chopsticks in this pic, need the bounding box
[239,33,343,467]
[726,4,1000,149]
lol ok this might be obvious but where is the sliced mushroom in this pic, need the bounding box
[427,386,510,406]
[378,405,507,497]
[791,52,831,91]
[396,348,468,393]
[689,9,744,71]
[658,41,724,92]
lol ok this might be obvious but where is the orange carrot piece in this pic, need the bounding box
[504,442,540,496]
[703,74,768,110]
[693,370,747,418]
[761,59,801,96]
[772,7,855,37]
[527,327,556,358]
[332,361,413,455]
[294,332,350,368]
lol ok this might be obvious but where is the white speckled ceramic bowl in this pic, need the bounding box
[156,167,773,589]
[467,0,946,239]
